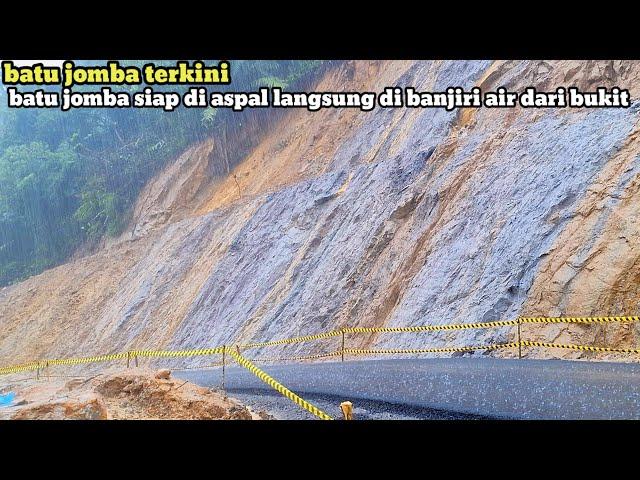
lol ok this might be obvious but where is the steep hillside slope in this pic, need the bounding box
[1,60,639,366]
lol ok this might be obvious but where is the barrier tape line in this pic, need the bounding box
[227,348,333,420]
[131,347,225,358]
[47,352,128,366]
[521,341,640,354]
[239,321,520,349]
[240,331,342,349]
[0,347,225,377]
[2,315,639,376]
[0,361,41,375]
[519,316,640,324]
[239,316,639,350]
[345,342,519,356]
[343,320,519,334]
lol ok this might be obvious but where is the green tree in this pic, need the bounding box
[0,60,326,287]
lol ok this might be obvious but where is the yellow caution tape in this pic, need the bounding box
[228,347,333,420]
[345,342,519,356]
[44,347,225,367]
[0,361,42,375]
[240,330,342,349]
[519,316,640,324]
[239,321,519,350]
[343,320,519,334]
[0,347,225,377]
[2,315,639,377]
[47,352,128,366]
[521,340,640,354]
[231,317,640,350]
[131,347,225,358]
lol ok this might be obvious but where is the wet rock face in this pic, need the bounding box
[170,60,640,359]
[1,60,639,364]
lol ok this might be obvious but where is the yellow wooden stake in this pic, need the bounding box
[340,401,353,420]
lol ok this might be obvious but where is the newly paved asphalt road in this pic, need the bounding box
[176,358,640,419]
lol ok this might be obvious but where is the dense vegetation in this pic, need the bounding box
[0,60,324,287]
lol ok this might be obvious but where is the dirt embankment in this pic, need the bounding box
[0,369,265,420]
[1,60,639,366]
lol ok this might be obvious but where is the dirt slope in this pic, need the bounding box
[0,369,257,420]
[1,60,639,367]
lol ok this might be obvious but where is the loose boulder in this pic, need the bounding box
[154,369,171,380]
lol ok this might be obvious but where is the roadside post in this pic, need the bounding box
[221,345,226,391]
[340,401,353,420]
[517,318,522,359]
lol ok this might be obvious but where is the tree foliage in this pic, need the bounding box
[0,60,325,286]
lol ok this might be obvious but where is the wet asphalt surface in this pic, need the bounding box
[175,358,640,420]
[226,389,488,420]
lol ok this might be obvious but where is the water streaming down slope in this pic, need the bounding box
[1,60,639,366]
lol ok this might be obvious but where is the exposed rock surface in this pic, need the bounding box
[0,60,639,367]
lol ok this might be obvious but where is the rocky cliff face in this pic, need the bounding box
[1,60,639,365]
